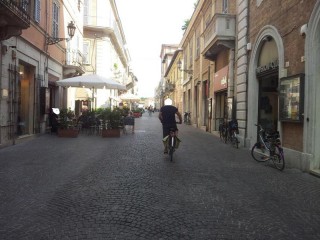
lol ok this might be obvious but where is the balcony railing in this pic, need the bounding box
[165,83,175,92]
[0,0,30,26]
[0,0,30,40]
[203,14,236,50]
[64,49,85,77]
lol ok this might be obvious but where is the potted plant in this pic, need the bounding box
[132,108,143,118]
[99,108,122,137]
[77,109,99,134]
[57,108,79,138]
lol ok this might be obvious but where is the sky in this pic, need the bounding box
[115,0,196,98]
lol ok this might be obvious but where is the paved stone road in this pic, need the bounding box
[0,113,320,240]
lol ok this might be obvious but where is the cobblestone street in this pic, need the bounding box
[0,113,320,240]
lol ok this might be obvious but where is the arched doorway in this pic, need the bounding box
[247,26,285,147]
[256,38,279,132]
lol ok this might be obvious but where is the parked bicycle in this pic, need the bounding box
[219,119,239,148]
[251,124,285,171]
[227,119,239,148]
[184,112,191,125]
[219,119,228,143]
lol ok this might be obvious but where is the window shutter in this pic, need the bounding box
[52,2,59,38]
[83,42,90,64]
[34,0,41,23]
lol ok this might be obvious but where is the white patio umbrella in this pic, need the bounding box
[56,74,126,109]
[120,93,140,110]
[56,74,126,90]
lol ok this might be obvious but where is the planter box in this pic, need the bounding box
[133,112,141,118]
[101,129,120,138]
[58,128,79,138]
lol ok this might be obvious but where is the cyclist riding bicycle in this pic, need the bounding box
[158,98,182,154]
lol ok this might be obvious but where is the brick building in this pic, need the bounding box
[241,0,320,173]
[164,0,320,173]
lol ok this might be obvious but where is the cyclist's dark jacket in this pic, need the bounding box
[160,105,178,125]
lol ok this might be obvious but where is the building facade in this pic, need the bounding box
[164,0,320,173]
[71,0,131,112]
[0,0,83,147]
[179,0,237,132]
[156,44,179,108]
[0,0,134,148]
[243,0,319,173]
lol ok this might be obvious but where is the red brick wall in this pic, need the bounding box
[249,0,316,76]
[249,0,317,151]
[282,122,303,151]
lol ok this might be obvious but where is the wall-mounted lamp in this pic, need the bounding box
[46,21,76,45]
[177,59,193,75]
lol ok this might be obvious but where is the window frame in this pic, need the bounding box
[52,1,59,38]
[222,0,228,14]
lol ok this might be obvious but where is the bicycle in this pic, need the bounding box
[219,119,228,143]
[184,112,191,125]
[163,125,181,162]
[219,119,239,148]
[226,119,239,148]
[251,124,285,171]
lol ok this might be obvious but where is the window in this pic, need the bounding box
[189,41,193,67]
[226,18,230,29]
[83,0,89,25]
[83,42,90,64]
[183,54,187,73]
[21,0,29,11]
[222,0,228,14]
[196,30,200,58]
[34,0,40,23]
[52,2,59,38]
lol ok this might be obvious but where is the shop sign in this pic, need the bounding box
[214,65,228,92]
[256,59,279,74]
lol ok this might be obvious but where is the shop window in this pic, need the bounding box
[279,74,304,122]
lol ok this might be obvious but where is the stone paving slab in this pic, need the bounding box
[0,113,320,239]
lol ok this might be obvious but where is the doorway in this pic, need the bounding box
[214,91,227,130]
[258,74,278,132]
[17,63,35,136]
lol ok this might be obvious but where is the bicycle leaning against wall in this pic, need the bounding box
[251,124,285,171]
[227,119,239,148]
[184,112,191,125]
[219,119,239,148]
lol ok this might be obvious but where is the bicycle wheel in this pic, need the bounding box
[251,142,269,162]
[219,127,224,142]
[169,147,174,161]
[168,136,175,161]
[272,145,285,171]
[223,129,228,143]
[232,134,239,149]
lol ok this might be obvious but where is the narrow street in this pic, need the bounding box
[0,113,319,240]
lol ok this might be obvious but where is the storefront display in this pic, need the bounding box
[279,74,304,122]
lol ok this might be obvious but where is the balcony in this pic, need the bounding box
[84,15,127,67]
[63,49,86,77]
[165,82,175,93]
[202,14,236,60]
[0,0,30,40]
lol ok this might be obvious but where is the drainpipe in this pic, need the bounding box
[244,0,250,144]
[0,41,2,144]
[228,48,235,120]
